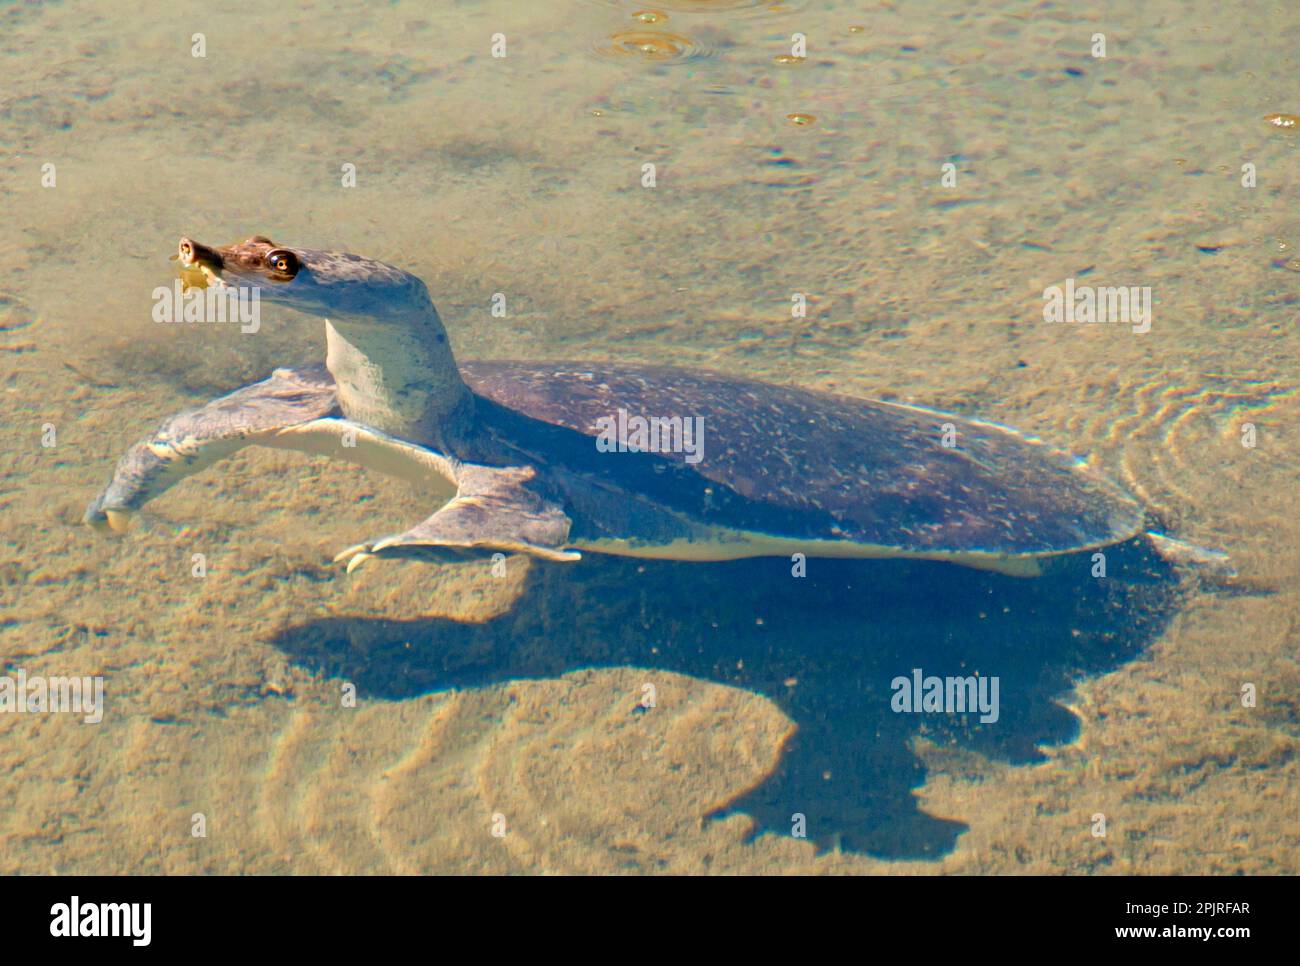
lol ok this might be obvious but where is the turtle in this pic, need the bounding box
[85,235,1231,581]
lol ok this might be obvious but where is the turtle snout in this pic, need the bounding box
[177,236,223,270]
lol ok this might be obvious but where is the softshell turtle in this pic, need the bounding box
[86,236,1229,580]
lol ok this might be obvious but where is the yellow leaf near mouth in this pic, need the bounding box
[177,264,210,292]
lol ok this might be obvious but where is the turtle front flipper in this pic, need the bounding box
[85,366,339,532]
[85,366,462,531]
[337,463,580,570]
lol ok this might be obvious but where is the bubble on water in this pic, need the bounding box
[596,0,807,14]
[785,112,817,126]
[593,29,709,63]
[631,9,668,23]
[1263,113,1299,129]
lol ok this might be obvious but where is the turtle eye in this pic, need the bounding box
[266,250,299,277]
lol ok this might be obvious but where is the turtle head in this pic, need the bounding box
[176,234,472,447]
[175,235,434,323]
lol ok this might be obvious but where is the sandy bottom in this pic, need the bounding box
[0,0,1296,873]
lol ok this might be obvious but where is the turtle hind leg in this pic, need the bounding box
[1145,531,1236,579]
[85,365,340,532]
[338,463,580,571]
[1141,531,1275,595]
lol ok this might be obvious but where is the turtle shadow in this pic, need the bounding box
[270,537,1182,860]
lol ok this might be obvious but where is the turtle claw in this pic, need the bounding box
[84,496,135,535]
[333,536,465,570]
[330,543,378,573]
[105,508,135,534]
[331,543,371,564]
[345,552,375,574]
[333,535,472,571]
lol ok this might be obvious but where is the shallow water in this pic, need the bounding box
[1,0,1296,872]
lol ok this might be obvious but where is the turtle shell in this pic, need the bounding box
[460,362,1145,558]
